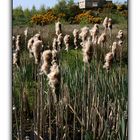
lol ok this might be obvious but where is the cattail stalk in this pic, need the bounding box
[48,86,52,140]
[39,74,44,138]
[73,49,78,140]
[81,62,86,140]
[86,63,90,130]
[19,83,24,140]
[13,98,20,140]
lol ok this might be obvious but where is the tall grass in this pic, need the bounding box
[12,24,128,140]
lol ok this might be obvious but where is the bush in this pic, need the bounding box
[103,3,117,9]
[31,10,57,25]
[117,4,127,11]
[121,10,128,19]
[74,11,102,24]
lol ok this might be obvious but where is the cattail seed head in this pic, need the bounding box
[47,62,60,101]
[103,17,108,29]
[73,29,79,49]
[52,38,58,50]
[108,18,112,30]
[82,37,94,63]
[32,40,43,64]
[90,24,99,43]
[103,52,113,71]
[34,33,41,41]
[16,35,21,51]
[64,34,70,51]
[55,21,62,36]
[98,32,107,45]
[79,26,90,42]
[116,30,124,40]
[57,33,63,50]
[40,50,52,75]
[13,49,20,68]
[118,40,123,46]
[24,27,28,38]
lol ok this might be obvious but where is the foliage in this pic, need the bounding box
[75,11,102,24]
[13,24,128,139]
[13,1,127,26]
[117,4,127,11]
[103,3,117,9]
[31,10,57,25]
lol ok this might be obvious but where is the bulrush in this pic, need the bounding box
[27,37,35,58]
[27,33,42,58]
[103,17,108,30]
[24,27,28,38]
[16,35,21,51]
[32,40,43,64]
[90,24,99,43]
[40,50,52,75]
[13,50,20,68]
[116,30,124,40]
[79,26,90,42]
[118,40,123,47]
[34,33,41,41]
[82,37,94,63]
[108,18,112,37]
[103,52,113,71]
[93,35,98,46]
[55,21,62,36]
[98,32,107,47]
[52,37,59,63]
[47,62,60,102]
[57,33,63,50]
[111,42,119,58]
[64,34,70,52]
[108,18,112,29]
[52,49,59,64]
[52,38,58,50]
[73,29,79,49]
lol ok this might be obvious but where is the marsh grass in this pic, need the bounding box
[12,24,128,140]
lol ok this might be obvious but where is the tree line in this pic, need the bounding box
[13,0,127,26]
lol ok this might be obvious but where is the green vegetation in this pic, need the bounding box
[12,1,128,139]
[13,1,128,26]
[13,23,128,139]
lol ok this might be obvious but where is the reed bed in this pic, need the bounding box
[12,24,128,140]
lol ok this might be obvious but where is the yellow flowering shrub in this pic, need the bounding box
[57,13,66,19]
[31,10,57,25]
[75,11,102,24]
[31,14,43,25]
